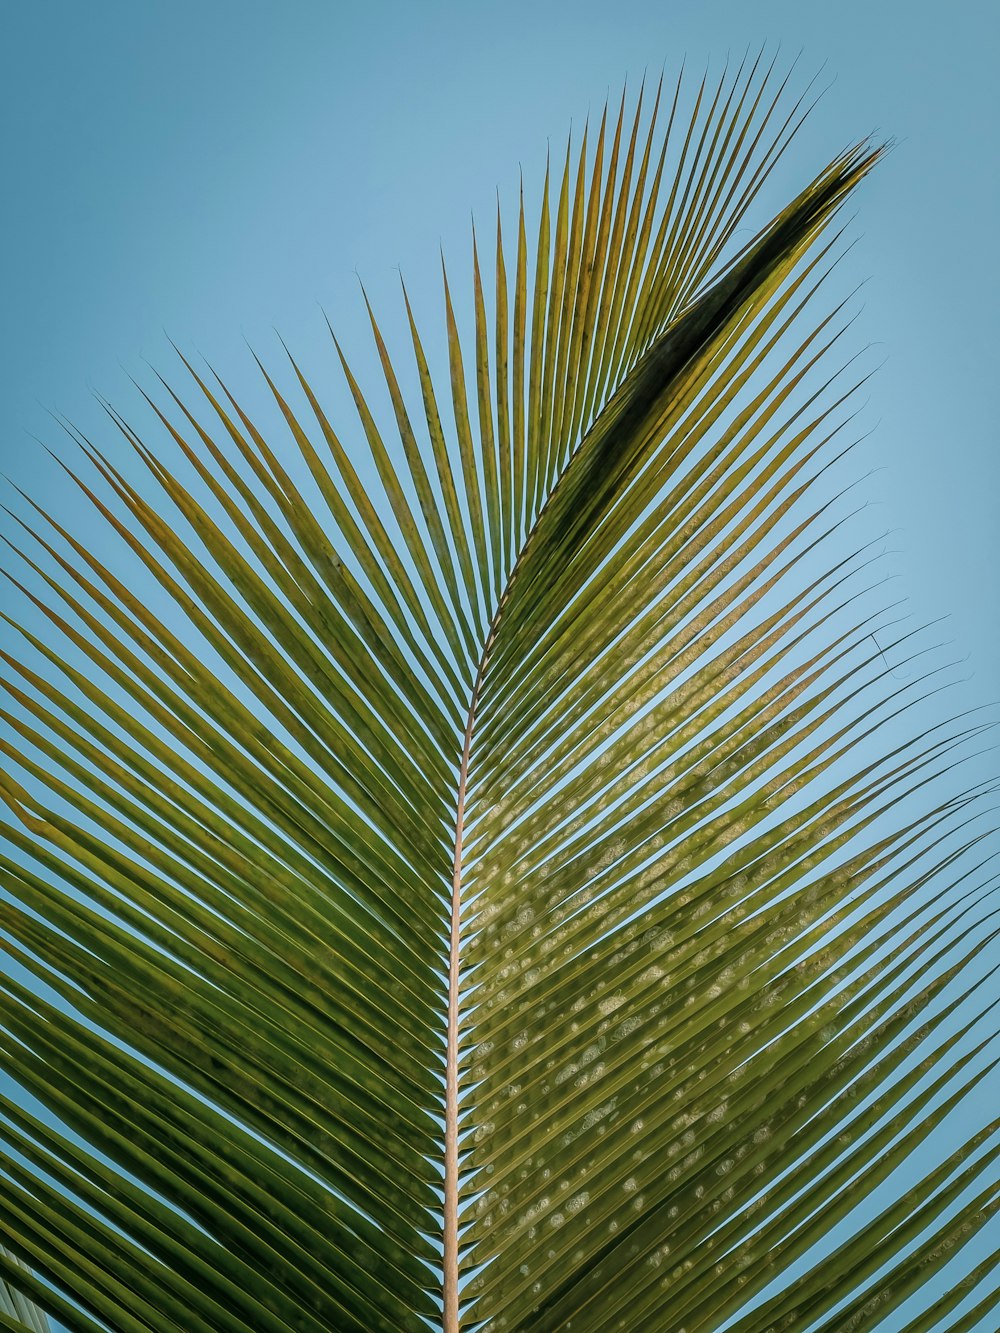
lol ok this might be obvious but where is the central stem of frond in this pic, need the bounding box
[443,601,505,1333]
[441,409,582,1327]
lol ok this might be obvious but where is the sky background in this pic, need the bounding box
[0,1,998,1329]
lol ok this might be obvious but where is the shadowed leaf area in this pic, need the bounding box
[1,54,998,1333]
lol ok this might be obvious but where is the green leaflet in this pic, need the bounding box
[0,1251,49,1333]
[0,56,996,1333]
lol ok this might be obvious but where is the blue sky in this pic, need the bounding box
[0,1,998,1329]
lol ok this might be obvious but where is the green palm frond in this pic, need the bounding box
[1,56,997,1332]
[1,1249,49,1333]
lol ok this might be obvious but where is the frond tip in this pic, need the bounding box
[0,53,997,1333]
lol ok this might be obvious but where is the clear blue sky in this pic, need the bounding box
[0,2,998,1329]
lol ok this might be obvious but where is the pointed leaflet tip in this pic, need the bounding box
[352,270,375,317]
[318,302,338,344]
[439,249,454,304]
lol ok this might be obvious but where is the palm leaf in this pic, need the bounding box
[1,1250,50,1333]
[1,56,997,1332]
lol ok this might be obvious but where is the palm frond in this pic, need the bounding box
[1,55,997,1333]
[1,1249,50,1332]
